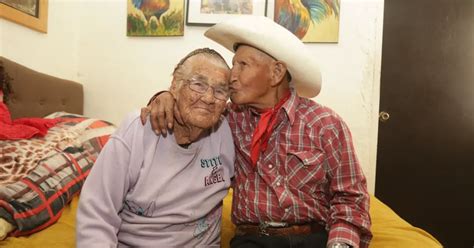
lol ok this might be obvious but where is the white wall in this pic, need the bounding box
[1,1,80,80]
[0,0,384,193]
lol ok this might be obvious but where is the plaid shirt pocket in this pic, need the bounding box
[286,150,327,190]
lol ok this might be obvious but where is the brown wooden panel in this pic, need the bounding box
[376,0,474,247]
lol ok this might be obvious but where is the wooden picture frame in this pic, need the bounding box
[0,0,48,33]
[186,0,267,26]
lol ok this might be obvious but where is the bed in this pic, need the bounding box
[0,57,442,248]
[0,56,115,243]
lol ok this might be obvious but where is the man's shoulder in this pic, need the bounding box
[293,97,345,126]
[225,103,248,124]
[295,97,337,116]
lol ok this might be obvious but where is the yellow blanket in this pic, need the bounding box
[1,190,442,248]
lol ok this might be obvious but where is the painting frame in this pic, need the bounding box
[186,0,267,26]
[0,0,48,33]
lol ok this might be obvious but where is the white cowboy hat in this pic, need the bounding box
[204,15,322,98]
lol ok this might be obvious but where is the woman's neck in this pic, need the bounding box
[173,119,206,146]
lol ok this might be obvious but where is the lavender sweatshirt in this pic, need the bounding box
[76,111,235,247]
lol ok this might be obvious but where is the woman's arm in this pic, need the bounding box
[76,118,135,247]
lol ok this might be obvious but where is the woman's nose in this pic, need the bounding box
[201,87,216,103]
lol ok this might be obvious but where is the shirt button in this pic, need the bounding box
[285,208,290,213]
[268,164,273,169]
[276,182,281,186]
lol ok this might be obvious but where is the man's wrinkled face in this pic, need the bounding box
[172,56,230,129]
[230,45,274,107]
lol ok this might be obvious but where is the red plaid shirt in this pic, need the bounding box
[227,90,372,248]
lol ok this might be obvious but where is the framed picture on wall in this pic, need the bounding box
[127,0,185,36]
[274,0,340,43]
[0,0,48,33]
[186,0,267,26]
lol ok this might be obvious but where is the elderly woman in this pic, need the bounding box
[76,48,235,247]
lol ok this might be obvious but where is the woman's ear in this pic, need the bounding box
[169,78,179,98]
[270,61,288,86]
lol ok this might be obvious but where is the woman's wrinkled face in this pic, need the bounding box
[171,56,230,129]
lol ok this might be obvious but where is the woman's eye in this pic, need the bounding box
[215,88,227,95]
[194,81,206,88]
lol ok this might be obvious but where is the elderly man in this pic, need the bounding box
[76,48,235,247]
[143,16,372,248]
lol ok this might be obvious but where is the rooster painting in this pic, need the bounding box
[127,0,184,36]
[132,0,170,22]
[275,0,340,42]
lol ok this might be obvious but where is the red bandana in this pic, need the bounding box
[250,91,291,167]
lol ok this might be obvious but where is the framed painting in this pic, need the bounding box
[127,0,185,36]
[0,0,48,33]
[186,0,267,26]
[274,0,340,43]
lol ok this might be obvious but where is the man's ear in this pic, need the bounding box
[270,61,288,86]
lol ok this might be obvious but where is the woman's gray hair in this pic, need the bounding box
[172,48,229,83]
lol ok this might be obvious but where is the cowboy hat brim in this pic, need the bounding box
[204,16,322,98]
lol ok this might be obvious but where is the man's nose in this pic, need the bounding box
[230,67,239,81]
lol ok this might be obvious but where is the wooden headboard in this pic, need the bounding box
[1,56,83,119]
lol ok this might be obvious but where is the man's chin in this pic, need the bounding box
[230,94,246,105]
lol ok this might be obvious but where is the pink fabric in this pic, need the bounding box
[0,102,60,140]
